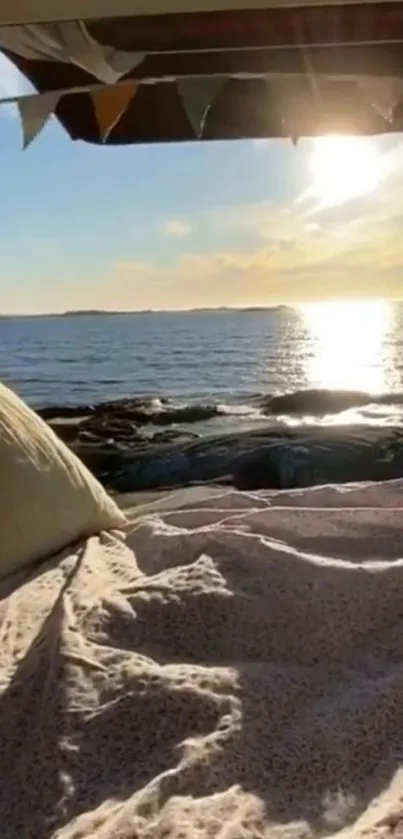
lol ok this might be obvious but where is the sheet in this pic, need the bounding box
[1,479,403,838]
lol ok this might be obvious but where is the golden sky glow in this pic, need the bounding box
[94,136,403,313]
[0,45,402,317]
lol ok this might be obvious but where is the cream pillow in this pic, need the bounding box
[0,383,126,578]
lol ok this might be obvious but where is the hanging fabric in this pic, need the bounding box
[0,21,145,84]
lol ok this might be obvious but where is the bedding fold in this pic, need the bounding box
[1,481,403,839]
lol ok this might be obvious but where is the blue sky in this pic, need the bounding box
[1,52,403,313]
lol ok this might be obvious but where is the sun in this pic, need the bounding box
[309,134,387,208]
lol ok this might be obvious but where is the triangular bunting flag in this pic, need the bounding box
[18,91,60,149]
[91,81,138,142]
[177,77,225,137]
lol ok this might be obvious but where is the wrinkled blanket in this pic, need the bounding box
[2,480,403,839]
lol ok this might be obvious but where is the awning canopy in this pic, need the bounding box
[2,1,403,145]
[3,0,402,26]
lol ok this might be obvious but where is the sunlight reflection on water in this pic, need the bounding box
[299,299,392,394]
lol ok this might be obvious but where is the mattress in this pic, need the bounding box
[1,479,403,838]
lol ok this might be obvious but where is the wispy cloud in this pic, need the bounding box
[162,219,192,239]
[100,138,403,310]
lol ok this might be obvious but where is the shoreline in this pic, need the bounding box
[37,394,403,493]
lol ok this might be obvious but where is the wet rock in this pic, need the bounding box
[261,388,371,416]
[98,402,219,426]
[40,405,94,420]
[48,417,85,442]
[81,415,142,444]
[149,429,199,445]
[38,396,403,494]
[97,426,403,494]
[41,397,220,428]
[233,449,283,490]
[154,405,219,425]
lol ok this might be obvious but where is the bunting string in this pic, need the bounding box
[2,70,401,149]
[2,68,401,111]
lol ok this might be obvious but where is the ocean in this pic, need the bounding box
[2,299,403,434]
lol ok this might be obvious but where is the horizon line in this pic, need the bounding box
[1,297,401,317]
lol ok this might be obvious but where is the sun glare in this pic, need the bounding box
[300,299,391,394]
[309,135,388,208]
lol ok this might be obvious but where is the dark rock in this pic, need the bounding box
[94,396,169,414]
[96,402,219,426]
[152,405,219,425]
[95,425,403,494]
[37,396,403,495]
[80,415,142,444]
[150,429,199,445]
[234,449,284,490]
[71,444,135,484]
[40,405,94,420]
[261,388,371,416]
[41,396,220,428]
[48,418,84,443]
[78,430,105,444]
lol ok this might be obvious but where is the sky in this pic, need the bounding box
[1,54,403,313]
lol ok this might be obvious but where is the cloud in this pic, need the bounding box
[162,219,192,239]
[101,143,403,311]
[13,133,403,314]
[102,228,403,311]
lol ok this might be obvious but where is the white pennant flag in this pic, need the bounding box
[177,77,225,137]
[17,91,60,149]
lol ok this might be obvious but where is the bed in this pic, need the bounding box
[2,479,403,838]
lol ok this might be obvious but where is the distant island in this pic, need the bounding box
[58,305,290,317]
[61,309,123,317]
[1,305,294,318]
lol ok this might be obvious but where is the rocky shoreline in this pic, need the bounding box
[37,394,403,494]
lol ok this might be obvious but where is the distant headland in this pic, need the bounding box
[59,307,289,317]
[1,305,293,318]
[60,305,293,316]
[61,309,123,317]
